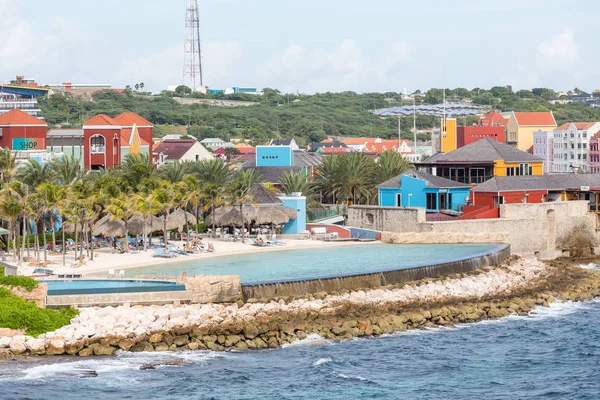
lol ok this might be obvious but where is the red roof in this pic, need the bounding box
[212,147,226,155]
[0,109,47,126]
[83,114,121,126]
[321,147,352,153]
[478,111,508,126]
[153,139,198,160]
[556,122,598,131]
[513,112,556,126]
[113,112,153,127]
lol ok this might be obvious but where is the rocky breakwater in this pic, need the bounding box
[2,256,600,358]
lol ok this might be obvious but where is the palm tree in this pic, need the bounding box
[152,182,177,244]
[48,155,83,185]
[374,151,413,184]
[316,153,375,205]
[15,159,55,189]
[133,192,159,251]
[158,161,187,183]
[0,187,23,261]
[227,169,263,243]
[106,194,136,239]
[25,193,45,261]
[0,148,16,183]
[195,159,232,237]
[37,183,64,253]
[175,175,203,245]
[280,170,314,196]
[119,153,155,187]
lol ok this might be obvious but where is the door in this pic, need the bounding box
[439,193,447,210]
[396,193,402,207]
[493,196,504,208]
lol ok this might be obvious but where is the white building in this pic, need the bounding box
[200,138,230,150]
[533,129,553,174]
[552,122,600,173]
[269,139,300,150]
[153,139,214,165]
[0,93,42,117]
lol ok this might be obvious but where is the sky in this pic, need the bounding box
[1,0,599,94]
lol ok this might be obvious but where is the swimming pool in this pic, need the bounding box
[123,243,504,284]
[40,279,186,296]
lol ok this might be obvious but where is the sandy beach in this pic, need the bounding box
[14,238,377,277]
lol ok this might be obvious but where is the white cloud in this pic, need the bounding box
[537,26,580,70]
[119,40,242,91]
[254,39,410,93]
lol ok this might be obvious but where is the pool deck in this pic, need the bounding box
[14,238,378,277]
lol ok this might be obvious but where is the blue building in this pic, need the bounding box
[378,169,470,212]
[255,145,294,167]
[279,193,307,234]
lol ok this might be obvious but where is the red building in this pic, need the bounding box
[113,112,154,155]
[478,111,508,126]
[0,109,47,150]
[82,114,122,170]
[456,126,506,148]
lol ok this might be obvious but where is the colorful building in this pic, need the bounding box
[0,109,47,150]
[551,122,600,173]
[241,146,323,185]
[82,114,123,170]
[418,138,544,185]
[378,169,470,213]
[440,118,457,153]
[590,136,600,174]
[456,125,506,148]
[533,129,553,174]
[279,192,307,234]
[113,112,154,156]
[478,111,509,127]
[153,139,214,165]
[507,112,557,151]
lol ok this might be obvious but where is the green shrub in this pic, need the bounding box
[196,223,207,233]
[0,288,79,337]
[0,266,3,276]
[0,275,38,291]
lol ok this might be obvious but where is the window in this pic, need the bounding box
[426,193,437,210]
[195,154,200,161]
[90,135,105,154]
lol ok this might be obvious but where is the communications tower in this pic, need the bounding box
[183,0,203,89]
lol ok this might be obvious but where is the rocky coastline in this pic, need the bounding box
[2,256,600,359]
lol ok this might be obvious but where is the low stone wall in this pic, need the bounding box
[4,284,47,308]
[0,262,17,276]
[348,201,599,254]
[184,275,241,304]
[46,290,191,308]
[241,244,510,300]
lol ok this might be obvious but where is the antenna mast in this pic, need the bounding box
[183,0,203,89]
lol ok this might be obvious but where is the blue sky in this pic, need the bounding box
[1,0,599,93]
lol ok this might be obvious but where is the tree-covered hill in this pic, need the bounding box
[37,86,600,146]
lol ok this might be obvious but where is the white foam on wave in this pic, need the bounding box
[13,350,223,381]
[282,333,333,348]
[578,263,600,271]
[336,373,367,381]
[313,357,332,366]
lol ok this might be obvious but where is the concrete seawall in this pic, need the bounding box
[241,244,511,300]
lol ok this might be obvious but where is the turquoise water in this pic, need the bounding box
[41,280,185,296]
[1,299,598,399]
[125,244,502,284]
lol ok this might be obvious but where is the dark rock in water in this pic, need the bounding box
[77,370,98,378]
[140,363,156,370]
[140,359,185,370]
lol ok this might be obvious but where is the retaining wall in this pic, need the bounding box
[241,244,510,300]
[46,290,191,308]
[347,201,598,253]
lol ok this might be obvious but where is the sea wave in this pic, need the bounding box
[282,333,333,348]
[313,357,332,366]
[578,263,600,271]
[336,373,367,381]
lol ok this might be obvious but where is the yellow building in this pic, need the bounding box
[507,112,557,151]
[441,117,457,153]
[419,138,544,185]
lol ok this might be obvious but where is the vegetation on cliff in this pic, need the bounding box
[0,288,78,337]
[37,86,600,146]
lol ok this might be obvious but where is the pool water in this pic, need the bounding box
[41,280,185,296]
[124,243,503,284]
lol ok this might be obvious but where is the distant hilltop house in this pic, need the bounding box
[212,142,255,160]
[268,138,300,150]
[200,138,234,150]
[153,139,214,165]
[507,112,557,152]
[419,138,544,185]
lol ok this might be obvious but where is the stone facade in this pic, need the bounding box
[184,275,242,304]
[348,201,598,254]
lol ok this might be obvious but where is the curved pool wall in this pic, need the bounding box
[41,279,186,296]
[241,244,511,300]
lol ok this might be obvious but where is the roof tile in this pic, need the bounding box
[513,112,556,126]
[0,109,47,126]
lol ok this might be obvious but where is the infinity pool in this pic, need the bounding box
[123,243,504,284]
[41,279,185,296]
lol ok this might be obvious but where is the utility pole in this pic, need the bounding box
[413,98,417,155]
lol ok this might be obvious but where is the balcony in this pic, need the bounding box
[90,145,105,154]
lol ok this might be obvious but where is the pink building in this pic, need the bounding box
[533,129,553,174]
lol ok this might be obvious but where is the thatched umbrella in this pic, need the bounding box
[166,208,198,231]
[205,205,258,227]
[92,215,127,237]
[61,222,79,234]
[254,206,296,225]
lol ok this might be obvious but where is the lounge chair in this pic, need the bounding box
[166,244,187,256]
[251,238,268,247]
[152,248,174,258]
[108,269,116,277]
[119,270,125,278]
[272,239,287,246]
[32,268,54,277]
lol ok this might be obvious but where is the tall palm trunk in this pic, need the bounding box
[74,224,78,260]
[62,227,66,267]
[143,216,148,251]
[89,224,94,261]
[42,218,47,262]
[25,219,31,258]
[185,211,190,247]
[34,223,40,262]
[239,203,245,243]
[85,223,89,258]
[211,202,216,238]
[163,209,169,244]
[21,217,26,260]
[8,221,13,261]
[50,214,56,251]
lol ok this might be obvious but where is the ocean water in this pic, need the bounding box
[1,299,600,399]
[122,243,502,283]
